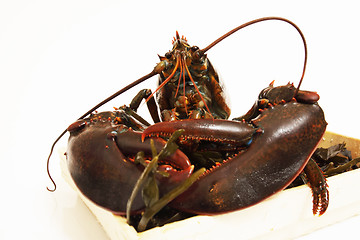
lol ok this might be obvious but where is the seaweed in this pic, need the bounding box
[288,143,360,188]
[126,129,205,231]
[313,143,360,177]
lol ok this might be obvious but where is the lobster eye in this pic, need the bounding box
[165,52,172,59]
[192,49,203,61]
[191,46,199,52]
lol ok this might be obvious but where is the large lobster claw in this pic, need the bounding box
[143,101,327,214]
[66,112,193,215]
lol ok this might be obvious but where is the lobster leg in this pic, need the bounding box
[130,89,161,123]
[303,158,329,215]
[233,82,320,122]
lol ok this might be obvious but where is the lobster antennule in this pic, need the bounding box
[181,58,188,114]
[183,57,214,119]
[145,56,180,103]
[174,56,184,98]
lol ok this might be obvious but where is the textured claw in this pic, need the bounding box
[115,129,191,170]
[169,102,327,214]
[66,118,192,215]
[142,119,257,146]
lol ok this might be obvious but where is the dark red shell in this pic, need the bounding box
[169,102,326,214]
[66,101,326,215]
[66,118,192,214]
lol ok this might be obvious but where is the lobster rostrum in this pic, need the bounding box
[47,17,329,227]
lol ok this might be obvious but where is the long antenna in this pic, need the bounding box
[200,17,307,95]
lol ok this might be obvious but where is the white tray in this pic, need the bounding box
[60,131,360,240]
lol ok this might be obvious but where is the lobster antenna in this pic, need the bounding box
[46,70,158,192]
[145,56,180,102]
[200,17,307,96]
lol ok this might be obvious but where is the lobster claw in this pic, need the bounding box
[142,118,258,147]
[176,103,326,214]
[66,117,192,215]
[142,102,327,214]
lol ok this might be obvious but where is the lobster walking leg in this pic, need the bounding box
[303,158,329,215]
[130,89,161,123]
[233,82,320,122]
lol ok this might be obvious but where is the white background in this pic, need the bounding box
[1,0,360,239]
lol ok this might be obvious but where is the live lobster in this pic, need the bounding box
[47,17,329,230]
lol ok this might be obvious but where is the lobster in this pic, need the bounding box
[47,17,329,230]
